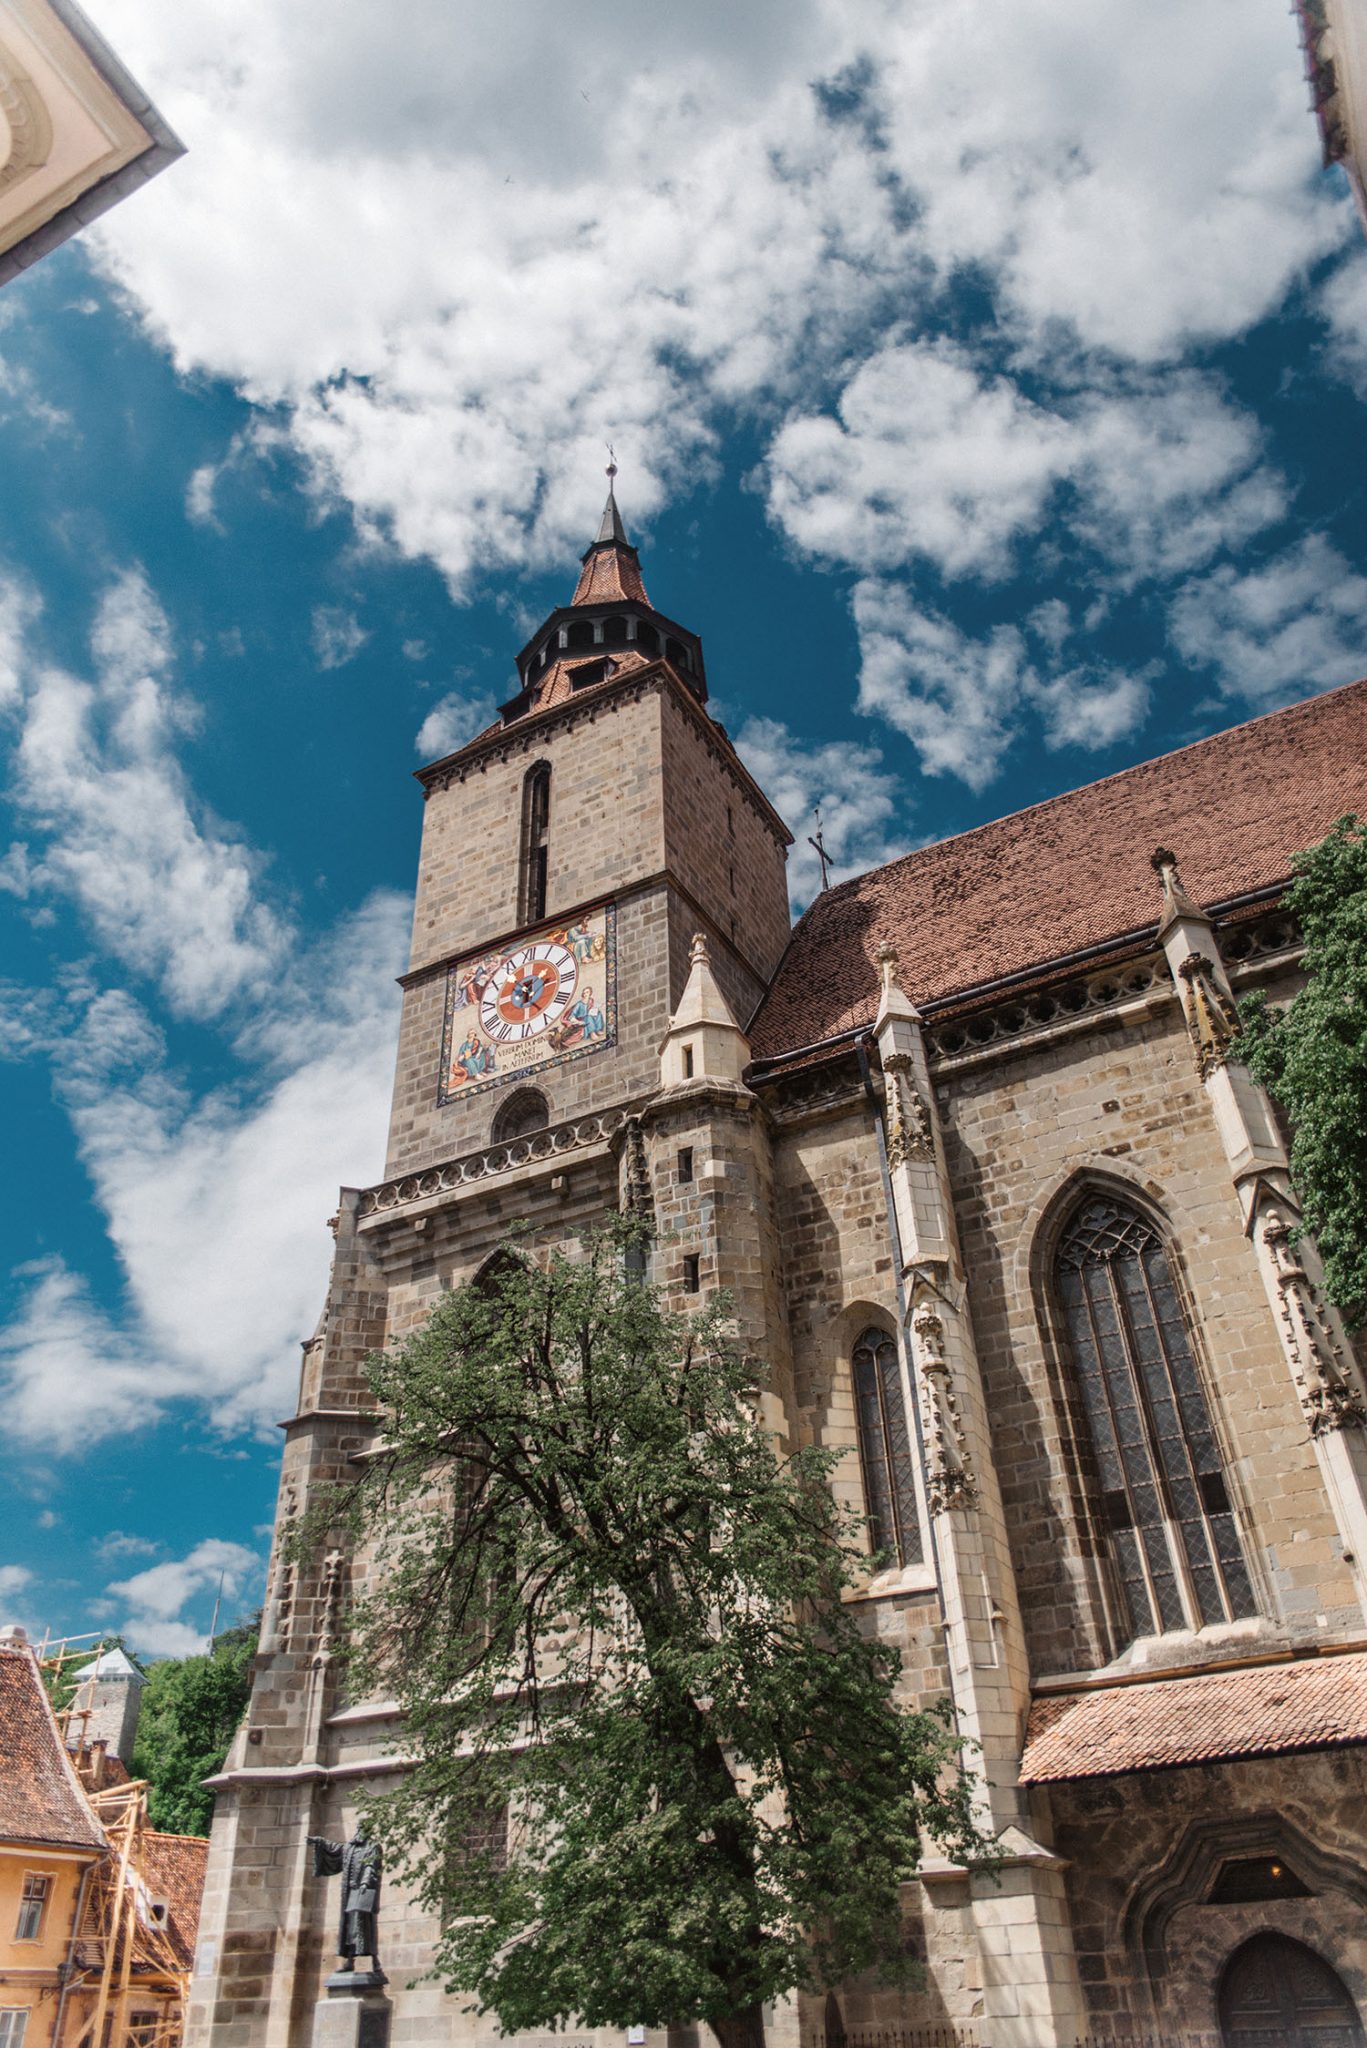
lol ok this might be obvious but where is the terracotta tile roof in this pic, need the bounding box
[141,1830,208,1970]
[571,540,650,607]
[749,678,1367,1064]
[530,644,655,713]
[0,1643,107,1850]
[1019,1651,1367,1782]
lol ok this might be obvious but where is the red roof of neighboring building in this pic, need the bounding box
[0,1642,107,1851]
[1019,1651,1367,1782]
[749,678,1367,1063]
[141,1830,209,1970]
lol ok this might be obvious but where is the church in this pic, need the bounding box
[187,484,1367,2048]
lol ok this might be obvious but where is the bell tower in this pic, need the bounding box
[188,481,795,2048]
[383,470,793,1177]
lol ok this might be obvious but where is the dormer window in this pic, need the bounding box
[568,658,614,690]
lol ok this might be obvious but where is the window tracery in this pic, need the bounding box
[1054,1192,1255,1642]
[851,1326,922,1568]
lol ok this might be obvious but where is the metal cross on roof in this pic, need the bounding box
[808,809,832,891]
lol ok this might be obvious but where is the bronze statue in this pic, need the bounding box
[308,1827,384,1979]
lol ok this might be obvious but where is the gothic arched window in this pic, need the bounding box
[851,1327,922,1569]
[1054,1192,1256,1642]
[518,762,551,925]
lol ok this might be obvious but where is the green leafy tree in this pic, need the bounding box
[327,1221,986,2048]
[131,1621,258,1836]
[1240,815,1367,1328]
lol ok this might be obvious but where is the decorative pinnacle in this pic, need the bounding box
[690,931,710,966]
[1150,844,1208,935]
[877,940,900,995]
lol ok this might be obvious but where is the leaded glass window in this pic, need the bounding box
[851,1328,922,1568]
[1056,1193,1255,1643]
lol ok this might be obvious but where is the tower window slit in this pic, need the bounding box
[518,763,552,925]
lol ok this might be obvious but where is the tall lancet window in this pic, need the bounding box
[518,762,551,924]
[1054,1192,1256,1642]
[852,1327,922,1568]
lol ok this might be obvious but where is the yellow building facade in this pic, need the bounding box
[0,1631,106,2047]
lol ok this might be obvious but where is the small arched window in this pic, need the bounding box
[490,1087,549,1145]
[1054,1192,1256,1643]
[518,762,551,925]
[851,1327,922,1569]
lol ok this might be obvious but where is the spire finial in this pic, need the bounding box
[877,940,900,995]
[591,456,629,549]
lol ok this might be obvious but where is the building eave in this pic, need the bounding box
[0,0,185,286]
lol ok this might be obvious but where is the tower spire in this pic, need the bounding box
[573,456,650,606]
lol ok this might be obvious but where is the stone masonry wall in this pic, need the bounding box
[1047,1747,1367,2037]
[938,993,1361,1681]
[656,684,792,988]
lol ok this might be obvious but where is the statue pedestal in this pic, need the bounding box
[311,1976,392,2048]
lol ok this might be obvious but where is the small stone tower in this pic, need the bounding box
[69,1644,144,1767]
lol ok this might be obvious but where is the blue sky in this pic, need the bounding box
[2,0,1367,1655]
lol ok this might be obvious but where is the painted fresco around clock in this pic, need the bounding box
[439,902,617,1102]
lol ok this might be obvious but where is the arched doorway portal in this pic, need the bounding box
[1219,1933,1364,2046]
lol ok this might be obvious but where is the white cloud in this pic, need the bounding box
[0,890,405,1452]
[0,571,36,708]
[1169,535,1367,703]
[311,604,368,671]
[6,569,287,1020]
[0,1565,32,1600]
[1030,666,1153,753]
[77,0,1341,603]
[0,568,409,1452]
[767,343,1071,582]
[767,348,1283,590]
[414,690,498,761]
[733,713,909,911]
[853,583,1034,790]
[184,421,291,531]
[98,1532,159,1560]
[852,581,1152,787]
[108,1536,263,1656]
[1066,375,1286,585]
[1323,249,1367,395]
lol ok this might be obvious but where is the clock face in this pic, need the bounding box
[479,940,579,1044]
[441,902,615,1102]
